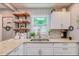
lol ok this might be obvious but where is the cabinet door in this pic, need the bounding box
[61,12,70,29]
[41,48,53,55]
[51,12,61,29]
[16,44,24,55]
[23,43,54,56]
[0,28,2,41]
[54,43,78,48]
[26,47,39,56]
[9,44,24,56]
[9,48,19,55]
[40,43,53,55]
[24,43,40,56]
[0,15,2,28]
[51,12,70,29]
[54,47,78,56]
[0,15,2,41]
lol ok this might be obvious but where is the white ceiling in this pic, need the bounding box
[0,4,7,8]
[11,3,71,9]
[0,3,71,12]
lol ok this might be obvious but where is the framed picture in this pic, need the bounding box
[2,16,13,27]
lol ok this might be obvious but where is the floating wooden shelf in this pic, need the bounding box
[13,12,30,17]
[13,28,30,31]
[14,20,30,24]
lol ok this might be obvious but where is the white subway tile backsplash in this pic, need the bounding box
[49,30,61,39]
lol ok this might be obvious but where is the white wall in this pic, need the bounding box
[18,8,63,39]
[68,4,79,40]
[25,8,51,35]
[0,10,15,41]
[26,8,51,27]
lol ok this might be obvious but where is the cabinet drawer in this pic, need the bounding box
[26,43,41,48]
[41,47,53,55]
[54,43,78,48]
[26,43,53,48]
[54,47,78,55]
[26,47,39,56]
[40,43,53,48]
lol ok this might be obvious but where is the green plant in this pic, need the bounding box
[30,32,36,38]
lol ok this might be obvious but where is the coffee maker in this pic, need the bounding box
[61,29,68,38]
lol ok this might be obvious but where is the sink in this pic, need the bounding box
[31,39,49,41]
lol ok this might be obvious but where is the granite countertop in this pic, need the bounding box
[0,38,79,55]
[0,39,24,55]
[23,38,79,43]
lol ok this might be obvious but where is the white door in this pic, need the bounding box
[54,47,78,56]
[40,43,53,55]
[26,47,39,56]
[61,12,70,29]
[9,48,19,55]
[16,44,24,55]
[0,15,2,41]
[24,43,54,56]
[51,12,61,29]
[9,44,24,55]
[51,12,70,29]
[24,43,40,56]
[41,48,53,55]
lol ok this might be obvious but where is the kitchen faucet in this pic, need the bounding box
[37,28,41,39]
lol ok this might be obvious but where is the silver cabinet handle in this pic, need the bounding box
[39,49,42,56]
[61,24,63,27]
[63,48,68,50]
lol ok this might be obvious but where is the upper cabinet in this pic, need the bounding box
[50,11,70,29]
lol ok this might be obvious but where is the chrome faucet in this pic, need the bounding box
[37,28,41,38]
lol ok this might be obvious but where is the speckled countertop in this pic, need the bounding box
[0,38,79,55]
[0,39,24,55]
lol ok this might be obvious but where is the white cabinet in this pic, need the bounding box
[51,12,61,29]
[51,12,70,29]
[41,47,53,55]
[61,12,70,29]
[25,43,39,56]
[9,42,78,56]
[53,43,78,55]
[24,43,53,56]
[9,48,19,55]
[9,44,24,55]
[26,47,39,56]
[54,43,78,48]
[0,15,2,41]
[54,47,78,55]
[16,44,24,55]
[40,43,53,55]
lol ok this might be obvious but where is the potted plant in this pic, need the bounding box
[30,32,36,39]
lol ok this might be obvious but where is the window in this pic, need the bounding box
[34,17,47,26]
[31,16,48,35]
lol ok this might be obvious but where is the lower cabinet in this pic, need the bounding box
[26,47,39,55]
[8,42,78,56]
[24,43,53,56]
[16,44,24,55]
[9,44,24,55]
[40,47,53,55]
[53,43,78,56]
[54,47,78,55]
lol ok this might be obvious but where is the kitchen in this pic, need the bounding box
[0,3,79,56]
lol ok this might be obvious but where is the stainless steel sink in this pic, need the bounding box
[31,39,49,41]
